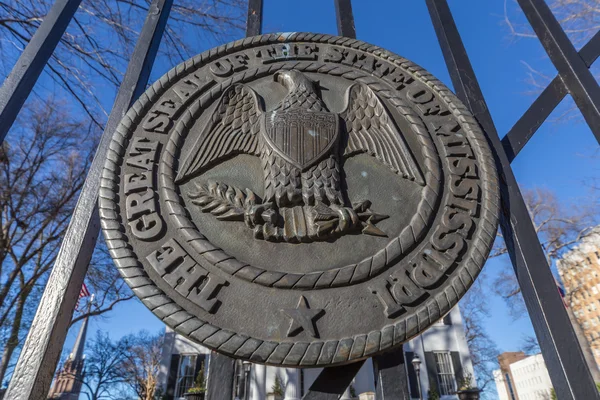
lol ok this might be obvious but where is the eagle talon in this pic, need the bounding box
[244,203,278,228]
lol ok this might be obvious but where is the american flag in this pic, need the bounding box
[75,283,90,311]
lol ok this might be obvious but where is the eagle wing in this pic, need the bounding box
[175,84,263,182]
[340,83,425,186]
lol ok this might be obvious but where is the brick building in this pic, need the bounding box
[557,228,600,368]
[494,352,553,400]
[47,314,88,400]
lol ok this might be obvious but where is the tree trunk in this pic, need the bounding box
[0,284,31,383]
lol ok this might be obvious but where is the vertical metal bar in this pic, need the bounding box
[502,30,600,161]
[0,0,81,144]
[3,0,172,398]
[302,361,365,400]
[206,351,236,400]
[334,0,356,39]
[425,1,600,399]
[246,0,264,37]
[517,0,600,144]
[300,2,359,396]
[373,348,411,400]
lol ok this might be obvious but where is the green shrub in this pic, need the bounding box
[187,361,206,394]
[272,374,284,396]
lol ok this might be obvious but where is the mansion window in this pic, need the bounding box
[174,354,198,398]
[434,352,457,396]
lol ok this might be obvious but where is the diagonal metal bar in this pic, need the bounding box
[0,0,81,145]
[502,30,600,162]
[302,360,365,400]
[334,0,356,39]
[517,0,600,144]
[246,0,264,37]
[206,352,236,400]
[3,0,172,398]
[373,348,411,400]
[426,1,600,399]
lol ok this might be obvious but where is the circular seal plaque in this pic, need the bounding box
[100,33,499,366]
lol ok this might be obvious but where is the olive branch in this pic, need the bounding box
[188,180,259,221]
[188,180,389,241]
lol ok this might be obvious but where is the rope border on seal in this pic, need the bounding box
[99,32,499,367]
[161,61,441,290]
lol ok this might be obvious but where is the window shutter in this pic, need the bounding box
[451,351,464,386]
[424,352,439,396]
[405,351,421,399]
[166,354,180,400]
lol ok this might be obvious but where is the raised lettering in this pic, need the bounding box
[448,157,478,178]
[384,68,414,90]
[187,274,228,313]
[389,270,427,305]
[126,189,156,220]
[126,138,158,170]
[450,175,480,200]
[173,74,216,101]
[369,270,426,318]
[412,252,446,289]
[323,47,344,62]
[147,238,228,313]
[369,279,403,318]
[124,171,152,194]
[147,238,184,274]
[407,89,434,104]
[143,112,171,133]
[129,212,163,241]
[210,54,249,77]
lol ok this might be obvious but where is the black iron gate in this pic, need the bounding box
[1,0,599,399]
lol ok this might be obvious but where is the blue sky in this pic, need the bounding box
[59,0,599,384]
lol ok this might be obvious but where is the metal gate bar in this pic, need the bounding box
[502,30,600,162]
[303,2,410,398]
[0,0,82,144]
[207,352,237,400]
[334,0,356,39]
[372,348,410,400]
[204,1,264,397]
[1,0,599,398]
[246,0,263,37]
[303,361,366,400]
[426,0,600,398]
[518,0,600,142]
[3,0,173,398]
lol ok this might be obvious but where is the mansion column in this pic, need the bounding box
[250,364,266,400]
[284,368,301,400]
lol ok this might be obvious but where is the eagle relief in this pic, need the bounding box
[176,70,423,242]
[100,34,499,367]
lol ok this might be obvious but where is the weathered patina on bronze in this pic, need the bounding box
[100,33,499,367]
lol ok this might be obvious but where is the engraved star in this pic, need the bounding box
[282,296,325,338]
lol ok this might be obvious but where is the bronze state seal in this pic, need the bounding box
[100,33,499,366]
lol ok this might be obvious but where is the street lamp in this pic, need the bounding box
[412,355,423,400]
[243,360,252,400]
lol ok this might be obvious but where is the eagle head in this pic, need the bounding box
[274,70,317,92]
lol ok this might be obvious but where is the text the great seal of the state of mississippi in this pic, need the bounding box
[100,33,500,367]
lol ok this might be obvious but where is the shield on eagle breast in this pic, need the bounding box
[263,110,339,170]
